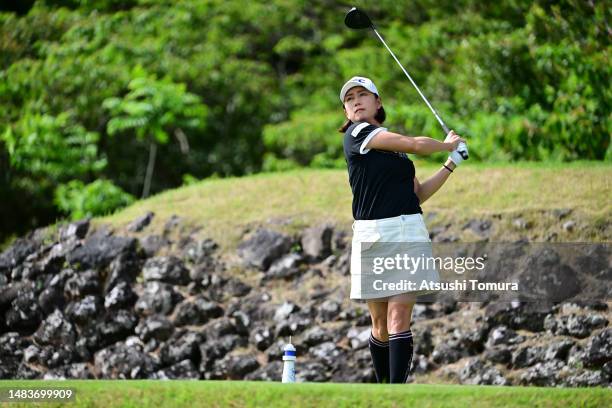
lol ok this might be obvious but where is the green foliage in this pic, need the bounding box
[54,179,135,220]
[0,0,610,241]
[1,110,106,189]
[103,64,207,143]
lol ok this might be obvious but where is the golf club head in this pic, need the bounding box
[345,7,373,29]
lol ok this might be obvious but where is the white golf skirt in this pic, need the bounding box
[350,213,440,301]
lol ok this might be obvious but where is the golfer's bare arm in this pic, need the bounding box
[413,158,455,204]
[366,130,453,155]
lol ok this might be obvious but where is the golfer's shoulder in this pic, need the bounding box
[344,121,384,140]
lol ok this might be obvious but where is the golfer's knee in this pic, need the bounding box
[370,317,388,341]
[387,308,412,333]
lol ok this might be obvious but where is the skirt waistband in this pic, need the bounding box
[352,213,424,231]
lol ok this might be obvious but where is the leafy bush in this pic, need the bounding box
[54,179,135,220]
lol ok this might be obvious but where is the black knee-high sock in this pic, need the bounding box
[389,329,413,383]
[368,332,389,383]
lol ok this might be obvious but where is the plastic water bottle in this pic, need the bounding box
[281,336,296,383]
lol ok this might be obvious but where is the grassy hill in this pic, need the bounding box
[97,161,611,251]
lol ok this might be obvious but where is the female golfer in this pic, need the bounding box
[339,76,466,384]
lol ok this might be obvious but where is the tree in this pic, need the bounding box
[103,64,208,198]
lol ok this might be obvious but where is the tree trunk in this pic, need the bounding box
[142,141,157,198]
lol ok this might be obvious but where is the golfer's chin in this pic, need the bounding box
[352,112,369,122]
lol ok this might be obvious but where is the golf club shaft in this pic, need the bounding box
[371,28,450,136]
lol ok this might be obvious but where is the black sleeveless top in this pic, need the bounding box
[343,121,422,220]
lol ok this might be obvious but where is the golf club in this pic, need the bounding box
[345,7,468,160]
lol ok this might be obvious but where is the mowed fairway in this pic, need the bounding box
[0,380,610,407]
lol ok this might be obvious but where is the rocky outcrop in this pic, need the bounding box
[0,214,610,387]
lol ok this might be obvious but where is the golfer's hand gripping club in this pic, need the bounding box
[444,130,468,166]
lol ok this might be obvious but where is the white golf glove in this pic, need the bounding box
[444,130,468,166]
[449,142,469,166]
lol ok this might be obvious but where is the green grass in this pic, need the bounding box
[95,162,611,251]
[0,380,610,408]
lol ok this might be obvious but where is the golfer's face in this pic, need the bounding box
[344,87,380,122]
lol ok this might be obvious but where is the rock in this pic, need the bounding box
[331,229,349,252]
[104,251,142,293]
[301,224,333,261]
[138,235,169,258]
[43,363,94,380]
[582,328,612,368]
[33,344,78,369]
[94,340,159,379]
[318,299,342,322]
[274,302,300,322]
[563,369,608,387]
[174,296,224,326]
[237,229,292,271]
[0,332,31,378]
[459,357,508,385]
[135,315,174,342]
[337,305,371,326]
[160,330,203,366]
[127,212,154,232]
[462,219,492,238]
[484,301,553,332]
[205,316,248,338]
[432,343,461,365]
[512,218,531,230]
[347,326,371,349]
[152,359,200,380]
[413,330,434,356]
[163,215,181,236]
[143,256,190,285]
[543,313,608,338]
[134,282,183,316]
[182,238,219,264]
[310,341,344,367]
[274,314,311,337]
[302,326,333,347]
[87,310,139,352]
[59,219,90,241]
[333,250,350,276]
[544,339,575,361]
[295,361,330,382]
[249,324,274,351]
[0,237,39,274]
[412,353,436,374]
[486,326,524,347]
[38,269,74,314]
[518,248,580,302]
[224,278,252,298]
[5,288,42,333]
[64,269,100,300]
[519,360,565,386]
[210,353,260,380]
[65,295,103,326]
[552,208,572,220]
[511,345,544,368]
[200,335,247,373]
[264,253,302,281]
[66,230,137,270]
[562,220,576,232]
[33,310,76,347]
[104,281,137,310]
[244,361,282,381]
[483,346,512,365]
